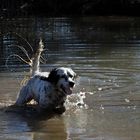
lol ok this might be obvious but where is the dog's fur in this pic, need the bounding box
[15,67,76,112]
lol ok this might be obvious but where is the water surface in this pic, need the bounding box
[0,16,140,140]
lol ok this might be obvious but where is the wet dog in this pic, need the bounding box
[15,67,76,113]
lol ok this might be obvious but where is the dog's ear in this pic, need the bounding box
[47,68,60,84]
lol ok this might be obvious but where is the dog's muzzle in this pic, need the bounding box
[61,81,75,95]
[69,81,75,88]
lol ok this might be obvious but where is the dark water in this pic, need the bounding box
[0,16,140,140]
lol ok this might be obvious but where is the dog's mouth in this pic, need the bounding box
[61,85,74,95]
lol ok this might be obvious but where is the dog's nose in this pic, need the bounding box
[69,81,75,87]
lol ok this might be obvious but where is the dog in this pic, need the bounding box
[15,67,76,112]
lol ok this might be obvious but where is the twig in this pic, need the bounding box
[30,39,44,76]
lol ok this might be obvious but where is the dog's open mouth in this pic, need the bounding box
[61,85,73,95]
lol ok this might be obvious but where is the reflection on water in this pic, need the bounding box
[0,16,140,140]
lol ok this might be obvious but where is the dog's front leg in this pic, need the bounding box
[53,101,66,114]
[54,106,66,114]
[38,93,51,107]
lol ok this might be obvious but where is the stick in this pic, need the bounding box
[30,39,44,76]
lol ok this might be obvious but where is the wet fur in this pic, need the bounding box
[15,67,76,113]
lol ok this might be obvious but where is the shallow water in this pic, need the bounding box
[0,16,140,140]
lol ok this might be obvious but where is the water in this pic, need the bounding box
[0,16,140,140]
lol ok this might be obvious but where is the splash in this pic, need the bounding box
[0,100,15,108]
[65,91,94,110]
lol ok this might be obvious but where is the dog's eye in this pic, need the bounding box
[67,72,75,79]
[61,75,67,79]
[68,74,73,78]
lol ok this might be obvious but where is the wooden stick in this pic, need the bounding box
[30,39,44,76]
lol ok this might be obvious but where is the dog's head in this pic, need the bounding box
[48,67,76,95]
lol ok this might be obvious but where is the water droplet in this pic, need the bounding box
[100,105,104,110]
[133,106,136,110]
[98,87,102,91]
[125,98,130,103]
